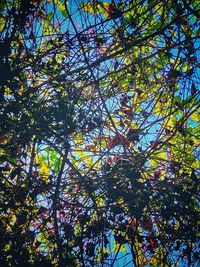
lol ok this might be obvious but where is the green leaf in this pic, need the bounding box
[5,156,17,164]
[0,2,5,12]
[56,0,68,17]
[47,11,53,21]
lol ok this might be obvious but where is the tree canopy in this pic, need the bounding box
[0,0,199,266]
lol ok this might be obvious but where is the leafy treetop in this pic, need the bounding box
[0,0,199,266]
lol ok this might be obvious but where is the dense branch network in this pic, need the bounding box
[0,0,199,266]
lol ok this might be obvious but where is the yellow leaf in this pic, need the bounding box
[4,87,11,96]
[4,210,16,226]
[150,247,169,266]
[18,85,25,96]
[154,101,167,115]
[42,20,54,36]
[190,111,200,122]
[164,116,177,130]
[96,196,105,207]
[100,139,107,149]
[40,161,50,182]
[137,249,148,266]
[81,2,101,14]
[112,241,126,252]
[72,133,84,146]
[117,197,124,205]
[84,156,93,166]
[139,171,149,182]
[149,159,159,167]
[40,161,50,175]
[154,151,167,161]
[4,244,11,251]
[73,150,85,157]
[35,154,50,182]
[0,148,5,155]
[37,232,46,243]
[0,15,6,32]
[81,2,110,16]
[191,159,200,169]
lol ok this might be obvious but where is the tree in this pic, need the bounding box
[0,0,199,266]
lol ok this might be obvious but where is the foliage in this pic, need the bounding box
[0,0,199,266]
